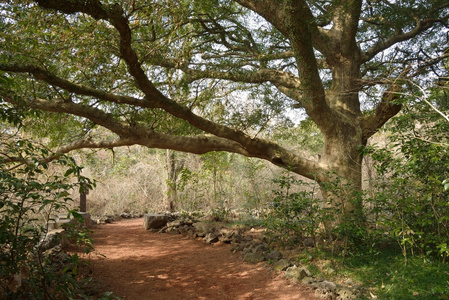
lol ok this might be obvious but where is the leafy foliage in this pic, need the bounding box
[263,171,323,246]
[365,99,449,263]
[0,133,95,299]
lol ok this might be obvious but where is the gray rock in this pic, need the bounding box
[230,234,248,244]
[307,279,340,299]
[185,229,197,238]
[243,252,266,263]
[218,228,236,243]
[252,243,266,254]
[120,212,131,218]
[266,249,282,262]
[143,213,169,230]
[231,242,246,252]
[39,229,69,251]
[205,232,220,244]
[178,225,191,235]
[325,267,336,275]
[302,276,315,284]
[166,219,183,227]
[272,259,291,271]
[316,280,337,292]
[192,222,216,236]
[336,287,360,300]
[242,241,265,255]
[74,212,91,228]
[166,227,179,234]
[285,265,312,281]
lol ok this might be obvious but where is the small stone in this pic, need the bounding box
[39,229,68,251]
[178,225,191,235]
[302,276,315,284]
[320,280,337,292]
[166,227,179,234]
[120,212,131,218]
[301,267,312,278]
[272,259,291,271]
[166,220,183,227]
[266,249,282,262]
[192,222,216,236]
[205,233,220,244]
[218,228,236,243]
[336,287,360,300]
[285,266,312,281]
[243,252,265,263]
[252,243,266,254]
[242,242,256,255]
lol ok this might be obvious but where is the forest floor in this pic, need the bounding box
[84,217,318,300]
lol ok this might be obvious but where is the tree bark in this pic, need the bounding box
[164,150,185,212]
[2,0,445,229]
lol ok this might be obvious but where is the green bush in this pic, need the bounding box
[366,140,449,262]
[0,138,95,299]
[365,97,449,262]
[264,172,323,246]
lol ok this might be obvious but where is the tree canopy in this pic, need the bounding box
[1,0,448,216]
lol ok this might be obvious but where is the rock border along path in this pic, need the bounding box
[89,218,317,300]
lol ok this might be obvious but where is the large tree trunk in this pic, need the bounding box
[319,132,365,225]
[315,57,366,224]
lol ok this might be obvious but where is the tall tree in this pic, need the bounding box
[1,0,448,221]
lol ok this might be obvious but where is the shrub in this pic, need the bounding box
[264,172,322,247]
[0,137,95,299]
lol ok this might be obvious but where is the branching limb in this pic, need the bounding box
[409,80,449,123]
[362,14,449,63]
[1,89,322,180]
[1,138,139,165]
[233,0,332,123]
[0,63,147,108]
[362,83,402,141]
[16,0,326,180]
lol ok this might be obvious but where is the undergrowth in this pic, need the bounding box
[294,247,449,300]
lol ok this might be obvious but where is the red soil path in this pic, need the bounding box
[89,218,318,300]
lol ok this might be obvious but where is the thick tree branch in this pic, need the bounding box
[184,68,302,91]
[36,0,169,107]
[0,63,147,108]
[2,84,323,182]
[328,0,362,59]
[233,0,331,56]
[2,93,133,138]
[362,83,402,141]
[362,15,449,63]
[234,0,333,129]
[28,0,329,178]
[0,137,137,165]
[0,62,301,136]
[30,0,264,150]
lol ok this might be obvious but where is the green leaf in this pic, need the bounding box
[443,179,449,191]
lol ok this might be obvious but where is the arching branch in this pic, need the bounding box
[362,14,449,63]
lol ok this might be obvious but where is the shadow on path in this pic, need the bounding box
[89,218,317,300]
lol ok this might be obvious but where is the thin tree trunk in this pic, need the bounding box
[165,150,177,212]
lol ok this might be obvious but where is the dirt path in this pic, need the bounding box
[88,218,318,300]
